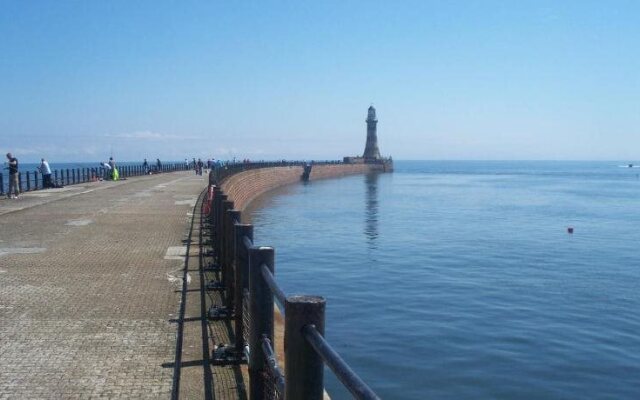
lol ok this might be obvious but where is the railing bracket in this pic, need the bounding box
[208,305,233,320]
[211,343,248,365]
[204,262,220,272]
[205,280,225,291]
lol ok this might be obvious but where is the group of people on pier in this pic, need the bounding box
[4,151,222,199]
[185,157,220,176]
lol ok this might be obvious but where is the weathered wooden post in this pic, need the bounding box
[26,171,31,191]
[72,169,76,184]
[54,170,58,185]
[18,172,23,192]
[285,295,326,400]
[221,200,234,287]
[34,171,39,190]
[217,195,229,264]
[226,209,241,312]
[0,172,4,195]
[234,223,253,354]
[214,192,226,259]
[249,246,275,400]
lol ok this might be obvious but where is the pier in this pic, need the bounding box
[0,160,388,399]
[0,170,211,398]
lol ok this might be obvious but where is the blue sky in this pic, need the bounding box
[1,1,639,162]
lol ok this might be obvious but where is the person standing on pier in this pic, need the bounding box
[142,158,149,174]
[38,158,53,188]
[5,153,19,199]
[197,158,204,175]
[108,157,116,180]
[101,162,111,180]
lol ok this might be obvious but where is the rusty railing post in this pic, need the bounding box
[215,193,227,265]
[234,223,253,353]
[249,246,275,400]
[226,209,241,312]
[285,295,326,400]
[221,199,233,286]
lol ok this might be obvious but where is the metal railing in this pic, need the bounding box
[0,162,190,196]
[205,162,381,400]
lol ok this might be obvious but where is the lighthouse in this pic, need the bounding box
[363,105,382,161]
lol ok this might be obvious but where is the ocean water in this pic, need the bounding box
[248,161,640,399]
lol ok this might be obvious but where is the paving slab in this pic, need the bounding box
[0,171,244,399]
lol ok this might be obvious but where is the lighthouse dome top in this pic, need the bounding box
[367,105,377,121]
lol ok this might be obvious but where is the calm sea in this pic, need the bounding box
[248,161,640,400]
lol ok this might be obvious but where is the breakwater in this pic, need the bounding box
[205,160,388,399]
[213,161,387,211]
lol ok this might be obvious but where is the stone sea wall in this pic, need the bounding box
[220,163,383,211]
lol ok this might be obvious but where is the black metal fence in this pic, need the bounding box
[0,162,189,196]
[206,164,381,400]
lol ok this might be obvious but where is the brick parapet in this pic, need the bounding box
[220,164,382,212]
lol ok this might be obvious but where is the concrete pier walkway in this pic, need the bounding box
[0,172,245,399]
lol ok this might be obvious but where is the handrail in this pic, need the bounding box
[2,162,189,195]
[261,263,286,308]
[243,235,254,251]
[302,325,381,400]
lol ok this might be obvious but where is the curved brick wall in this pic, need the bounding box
[309,163,382,181]
[220,164,382,212]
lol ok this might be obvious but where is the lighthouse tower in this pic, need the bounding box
[363,105,382,161]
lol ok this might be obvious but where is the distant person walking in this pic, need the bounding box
[38,158,53,188]
[142,158,149,174]
[5,153,19,199]
[197,158,204,175]
[156,159,162,172]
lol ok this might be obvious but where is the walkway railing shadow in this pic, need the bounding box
[169,188,248,400]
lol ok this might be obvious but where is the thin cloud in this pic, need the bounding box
[105,131,202,140]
